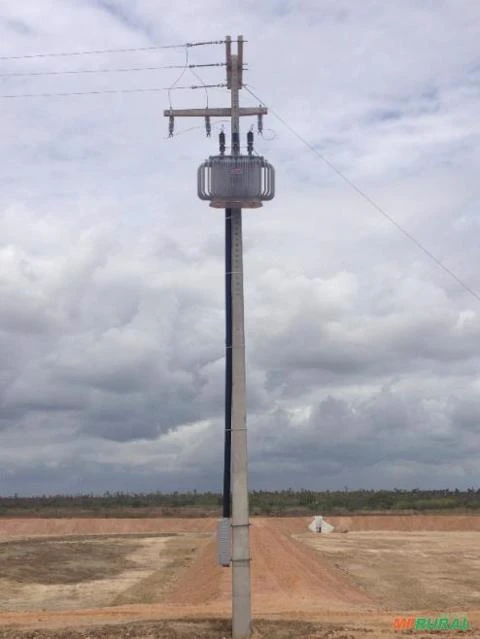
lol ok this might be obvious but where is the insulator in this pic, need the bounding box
[205,115,211,137]
[247,130,254,155]
[168,115,174,138]
[219,130,226,155]
[257,112,263,135]
[232,131,240,154]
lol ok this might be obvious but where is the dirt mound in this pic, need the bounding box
[264,517,311,534]
[328,514,480,531]
[262,514,480,534]
[164,539,228,605]
[0,518,215,539]
[250,519,373,610]
[162,518,373,613]
[2,515,479,539]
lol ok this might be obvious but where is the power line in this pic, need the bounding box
[168,44,190,111]
[189,66,211,110]
[0,39,226,61]
[244,85,480,305]
[0,63,225,78]
[0,83,226,99]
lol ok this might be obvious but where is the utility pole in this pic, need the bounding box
[226,35,251,639]
[164,35,273,639]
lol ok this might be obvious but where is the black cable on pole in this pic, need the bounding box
[223,208,233,519]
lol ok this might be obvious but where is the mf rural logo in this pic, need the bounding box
[393,616,471,631]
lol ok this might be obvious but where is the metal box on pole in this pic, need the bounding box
[198,156,275,208]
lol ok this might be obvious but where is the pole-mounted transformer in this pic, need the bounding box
[197,136,275,208]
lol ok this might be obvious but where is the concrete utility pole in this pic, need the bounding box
[226,35,251,639]
[164,35,271,639]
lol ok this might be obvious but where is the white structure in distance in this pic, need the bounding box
[308,516,334,534]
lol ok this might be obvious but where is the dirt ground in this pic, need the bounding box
[0,534,210,612]
[0,515,479,638]
[0,618,447,639]
[298,530,480,610]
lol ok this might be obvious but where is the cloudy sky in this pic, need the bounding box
[0,0,479,495]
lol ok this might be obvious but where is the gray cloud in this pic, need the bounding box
[0,0,479,493]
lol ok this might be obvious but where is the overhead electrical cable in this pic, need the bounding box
[0,83,226,98]
[0,39,226,61]
[244,85,480,304]
[189,66,210,109]
[168,46,189,110]
[0,63,225,78]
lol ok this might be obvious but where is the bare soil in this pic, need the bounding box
[0,537,139,585]
[0,516,478,638]
[0,534,210,612]
[0,519,214,538]
[0,617,432,639]
[298,530,480,610]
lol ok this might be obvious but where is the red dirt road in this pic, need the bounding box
[164,518,373,612]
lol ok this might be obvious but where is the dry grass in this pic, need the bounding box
[297,530,480,610]
[0,537,139,585]
[111,535,204,605]
[0,533,209,612]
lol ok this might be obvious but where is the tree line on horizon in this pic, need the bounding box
[0,488,478,516]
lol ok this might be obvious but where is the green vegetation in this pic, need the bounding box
[0,488,478,517]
